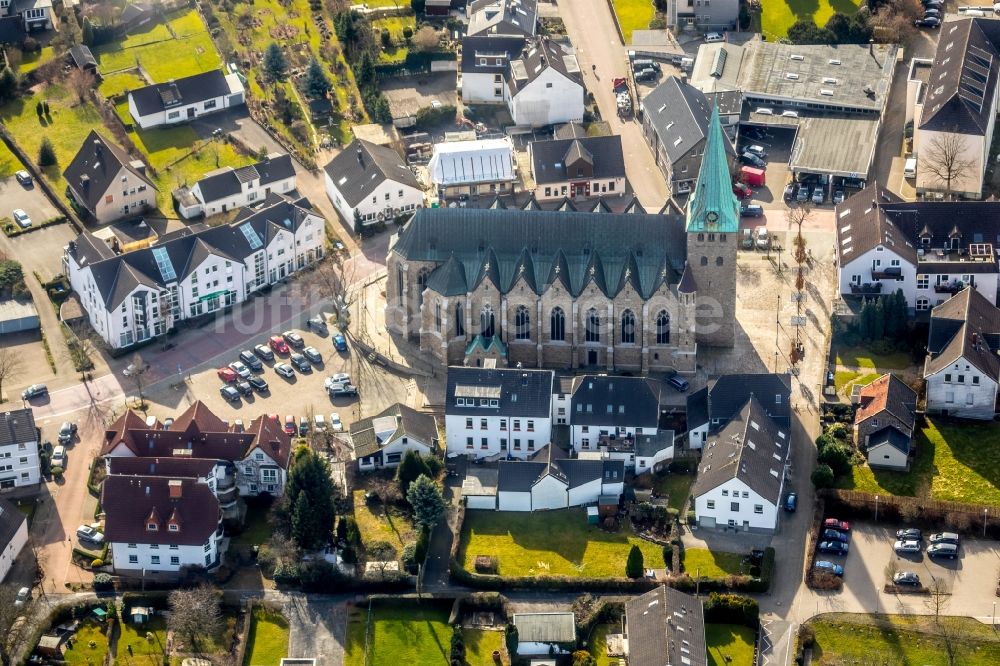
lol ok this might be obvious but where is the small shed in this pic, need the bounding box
[598,495,619,518]
[0,299,40,335]
[130,606,152,624]
[586,505,599,524]
[92,608,109,622]
[36,635,62,658]
[68,45,98,74]
[512,612,576,656]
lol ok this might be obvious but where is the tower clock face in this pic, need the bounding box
[706,211,719,224]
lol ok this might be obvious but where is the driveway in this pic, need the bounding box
[282,594,349,666]
[0,176,59,228]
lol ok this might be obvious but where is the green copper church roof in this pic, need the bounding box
[685,104,740,233]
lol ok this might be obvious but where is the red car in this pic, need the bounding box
[269,335,289,355]
[823,518,850,532]
[733,182,752,199]
[217,367,238,383]
[284,415,296,436]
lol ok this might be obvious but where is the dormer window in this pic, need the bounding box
[168,524,179,532]
[147,523,158,531]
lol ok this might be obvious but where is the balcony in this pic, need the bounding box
[871,267,902,280]
[934,281,969,294]
[850,283,883,295]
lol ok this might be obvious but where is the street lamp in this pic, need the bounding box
[875,495,879,522]
[985,508,989,538]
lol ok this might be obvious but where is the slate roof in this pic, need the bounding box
[102,401,292,468]
[691,396,789,504]
[0,497,27,557]
[120,2,153,25]
[69,45,97,70]
[568,375,660,429]
[625,586,707,666]
[63,130,156,213]
[446,366,554,418]
[688,373,791,430]
[394,207,688,300]
[644,77,716,167]
[0,408,36,447]
[0,17,25,45]
[506,38,582,95]
[636,431,674,458]
[129,70,234,117]
[497,460,548,492]
[468,0,537,37]
[67,196,317,310]
[512,612,576,644]
[497,446,624,493]
[868,426,911,455]
[919,18,1000,136]
[193,154,295,204]
[102,475,219,546]
[349,403,438,458]
[323,139,420,207]
[925,287,1000,380]
[854,374,917,432]
[530,135,625,185]
[461,35,526,74]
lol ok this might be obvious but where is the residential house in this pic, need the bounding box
[460,35,526,105]
[174,153,296,219]
[100,401,293,498]
[467,0,537,37]
[424,0,453,16]
[835,184,1000,309]
[642,76,734,196]
[0,16,23,45]
[127,70,245,130]
[666,0,738,32]
[924,286,1000,419]
[505,39,583,127]
[528,135,626,201]
[64,130,157,225]
[691,396,790,532]
[912,18,1000,199]
[102,475,224,574]
[0,408,40,489]
[686,373,791,449]
[494,448,624,511]
[428,138,516,199]
[1,0,52,31]
[106,457,242,520]
[623,586,707,666]
[64,193,325,349]
[119,2,154,31]
[0,498,28,582]
[854,374,918,470]
[322,139,424,227]
[445,366,554,459]
[350,403,439,471]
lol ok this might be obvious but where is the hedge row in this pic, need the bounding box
[2,215,67,238]
[819,488,1000,538]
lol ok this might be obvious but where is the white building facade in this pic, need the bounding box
[0,409,40,489]
[692,477,780,532]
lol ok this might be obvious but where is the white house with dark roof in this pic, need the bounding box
[0,408,40,489]
[323,139,424,226]
[0,498,28,582]
[460,35,526,104]
[445,366,555,459]
[64,130,157,225]
[691,396,790,532]
[686,373,791,449]
[64,194,325,349]
[528,135,625,201]
[174,153,296,219]
[349,403,439,471]
[624,587,707,666]
[2,0,52,31]
[924,287,1000,419]
[429,137,516,199]
[505,38,583,127]
[494,450,625,511]
[127,70,245,130]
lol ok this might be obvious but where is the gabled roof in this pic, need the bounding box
[0,408,36,447]
[530,135,625,185]
[497,460,549,492]
[461,35,526,74]
[323,139,420,207]
[625,587,707,666]
[925,286,1000,381]
[349,403,438,458]
[568,375,660,428]
[854,374,917,432]
[120,2,153,25]
[101,475,219,546]
[0,498,27,555]
[835,183,913,265]
[692,396,789,504]
[129,70,235,117]
[429,138,515,187]
[512,612,576,644]
[688,373,791,430]
[643,76,716,166]
[107,456,220,478]
[446,366,554,418]
[69,45,97,70]
[868,426,911,455]
[63,130,156,212]
[468,0,537,37]
[506,38,582,95]
[193,154,295,205]
[0,17,26,45]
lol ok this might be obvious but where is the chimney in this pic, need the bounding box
[356,147,364,167]
[168,479,183,498]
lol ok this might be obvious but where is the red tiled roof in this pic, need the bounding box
[855,374,917,431]
[102,475,219,546]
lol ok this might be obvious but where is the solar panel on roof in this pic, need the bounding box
[240,224,263,250]
[151,247,177,282]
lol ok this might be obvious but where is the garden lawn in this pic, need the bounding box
[344,600,452,666]
[0,139,22,179]
[115,617,167,665]
[833,371,879,395]
[373,16,416,63]
[682,548,747,579]
[99,71,148,98]
[759,0,865,40]
[808,613,1000,665]
[231,504,273,545]
[653,473,694,512]
[922,417,1000,504]
[352,489,417,553]
[464,628,507,666]
[587,624,618,666]
[834,459,922,497]
[19,46,57,74]
[459,509,665,577]
[611,0,655,43]
[62,622,110,666]
[243,608,290,666]
[834,344,912,371]
[706,623,755,666]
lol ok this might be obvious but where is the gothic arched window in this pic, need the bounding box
[515,305,530,340]
[480,304,496,338]
[656,310,670,345]
[551,307,565,341]
[455,302,465,337]
[621,309,636,344]
[586,308,600,343]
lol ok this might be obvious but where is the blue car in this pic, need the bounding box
[784,492,797,512]
[333,333,348,352]
[814,560,844,577]
[822,529,849,543]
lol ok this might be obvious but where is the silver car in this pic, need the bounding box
[894,539,921,554]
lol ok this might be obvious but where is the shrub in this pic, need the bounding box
[826,423,850,441]
[818,443,852,477]
[811,464,834,489]
[22,36,40,53]
[38,137,57,167]
[402,26,413,40]
[704,593,759,627]
[798,624,816,649]
[625,545,644,578]
[401,543,417,573]
[414,527,430,565]
[91,558,103,568]
[450,626,465,662]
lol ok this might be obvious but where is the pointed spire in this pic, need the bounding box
[685,102,740,233]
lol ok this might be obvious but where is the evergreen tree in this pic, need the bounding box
[406,474,446,531]
[787,20,834,45]
[82,17,95,47]
[291,492,315,549]
[811,464,835,489]
[356,51,375,87]
[35,101,43,119]
[396,450,431,496]
[305,58,331,98]
[411,0,426,14]
[353,209,364,235]
[38,137,56,167]
[871,298,885,340]
[372,94,392,123]
[625,544,644,578]
[283,447,336,551]
[263,43,288,82]
[0,68,16,102]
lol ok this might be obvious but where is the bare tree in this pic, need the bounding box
[63,321,103,382]
[66,68,96,105]
[786,205,812,368]
[303,254,357,328]
[0,346,24,402]
[167,586,223,653]
[924,577,951,622]
[411,26,441,52]
[124,352,149,409]
[0,583,25,664]
[920,132,976,197]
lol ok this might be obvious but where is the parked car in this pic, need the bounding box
[298,416,309,435]
[927,543,959,559]
[235,380,253,397]
[51,445,67,469]
[823,518,850,532]
[303,346,322,364]
[740,152,766,168]
[248,376,269,393]
[894,539,922,554]
[811,187,825,204]
[268,335,290,355]
[57,422,77,445]
[666,375,689,392]
[253,344,275,362]
[325,373,352,388]
[916,16,941,27]
[283,330,305,349]
[333,333,348,352]
[784,492,797,512]
[239,350,264,371]
[817,541,849,555]
[14,587,30,607]
[783,183,796,202]
[705,31,724,42]
[229,361,252,380]
[893,571,921,586]
[896,528,923,540]
[217,367,238,383]
[745,144,767,158]
[923,8,941,16]
[929,532,960,545]
[331,413,343,432]
[15,170,32,186]
[822,529,849,543]
[76,525,104,545]
[635,68,657,82]
[284,415,296,436]
[740,204,764,218]
[307,316,328,334]
[833,190,846,205]
[732,182,752,199]
[814,561,844,577]
[274,362,295,378]
[328,382,359,397]
[755,227,770,250]
[21,384,47,401]
[796,185,810,202]
[220,385,241,402]
[12,209,31,228]
[289,352,311,373]
[313,414,327,432]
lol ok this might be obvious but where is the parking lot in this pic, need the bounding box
[0,174,60,229]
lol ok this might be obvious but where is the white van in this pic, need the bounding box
[903,157,917,179]
[51,445,67,469]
